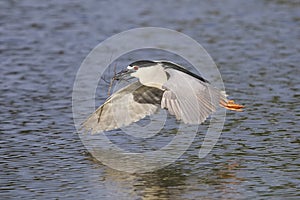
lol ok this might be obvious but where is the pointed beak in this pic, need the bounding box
[114,69,132,81]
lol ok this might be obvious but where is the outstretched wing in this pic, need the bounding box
[81,81,164,134]
[161,68,227,124]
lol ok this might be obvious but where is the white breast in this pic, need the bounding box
[131,64,168,89]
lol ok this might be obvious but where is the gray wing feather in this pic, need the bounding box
[162,68,226,124]
[81,81,161,134]
[161,91,181,119]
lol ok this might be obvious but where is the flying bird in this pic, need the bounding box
[82,60,244,134]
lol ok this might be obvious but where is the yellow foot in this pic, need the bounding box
[220,100,244,112]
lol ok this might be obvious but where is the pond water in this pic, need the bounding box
[1,0,299,199]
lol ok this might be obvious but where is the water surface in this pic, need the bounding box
[1,0,299,199]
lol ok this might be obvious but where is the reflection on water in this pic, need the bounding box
[1,0,299,199]
[89,160,245,200]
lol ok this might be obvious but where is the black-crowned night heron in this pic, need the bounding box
[82,60,243,134]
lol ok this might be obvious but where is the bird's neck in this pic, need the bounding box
[132,65,167,89]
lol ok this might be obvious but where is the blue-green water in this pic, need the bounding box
[1,0,299,199]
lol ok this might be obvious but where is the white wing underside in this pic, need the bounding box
[161,68,226,124]
[81,82,159,134]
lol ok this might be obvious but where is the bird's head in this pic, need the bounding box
[114,60,167,89]
[114,60,157,81]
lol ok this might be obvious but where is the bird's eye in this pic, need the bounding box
[127,65,139,70]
